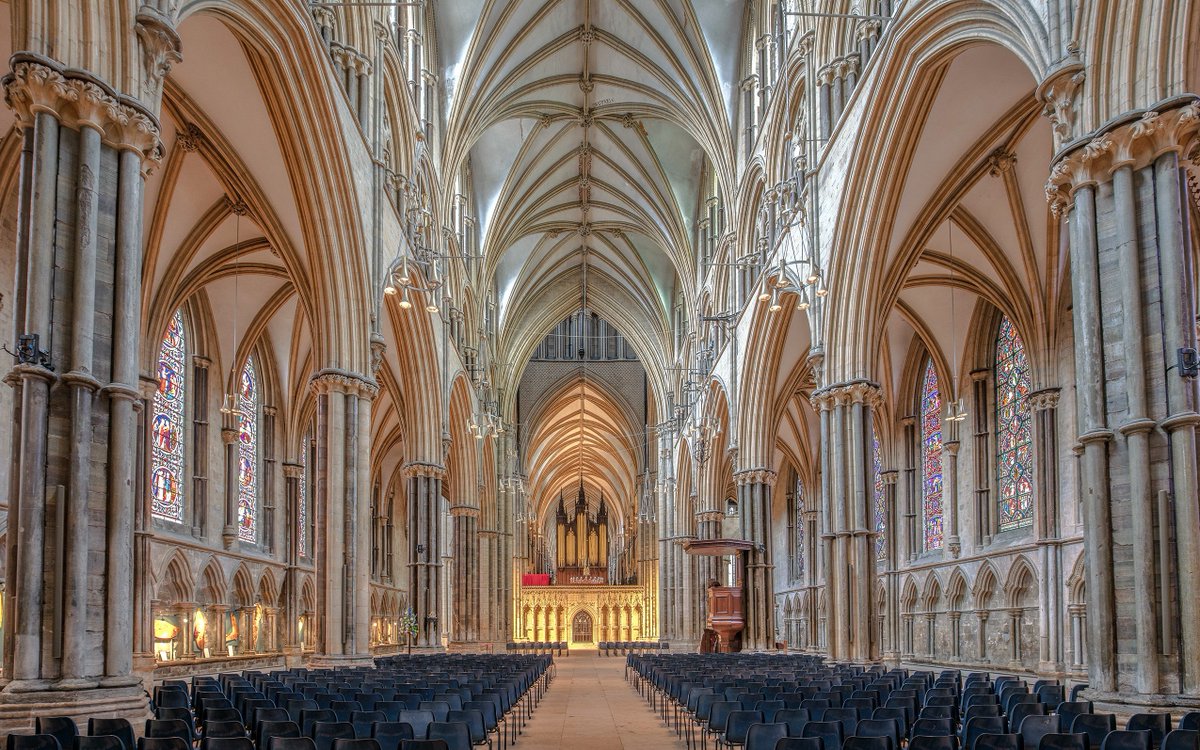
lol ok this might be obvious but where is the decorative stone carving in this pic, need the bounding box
[986,148,1017,176]
[403,461,447,480]
[734,468,778,487]
[3,55,161,158]
[1036,57,1085,149]
[1046,100,1200,214]
[310,368,380,399]
[1027,388,1061,412]
[135,5,183,105]
[175,122,203,152]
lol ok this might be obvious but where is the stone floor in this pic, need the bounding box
[517,651,686,749]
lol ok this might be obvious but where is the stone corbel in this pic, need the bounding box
[134,5,183,108]
[1036,58,1085,150]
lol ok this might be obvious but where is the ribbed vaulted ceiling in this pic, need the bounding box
[438,0,743,365]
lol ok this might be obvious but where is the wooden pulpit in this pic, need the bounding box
[706,585,743,653]
[684,538,753,653]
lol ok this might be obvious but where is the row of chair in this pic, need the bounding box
[8,655,555,750]
[599,641,668,656]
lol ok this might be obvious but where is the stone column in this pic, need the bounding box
[0,55,160,731]
[881,470,900,660]
[191,356,212,538]
[1030,389,1064,672]
[943,434,961,558]
[734,469,776,651]
[811,380,881,662]
[133,374,157,678]
[406,463,446,648]
[968,369,992,545]
[282,461,303,665]
[1045,101,1200,703]
[309,371,376,666]
[450,503,480,644]
[221,426,239,548]
[978,611,990,662]
[899,416,918,562]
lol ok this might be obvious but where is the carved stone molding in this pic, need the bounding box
[282,462,303,480]
[449,504,480,518]
[1046,99,1200,214]
[3,55,161,158]
[734,469,778,487]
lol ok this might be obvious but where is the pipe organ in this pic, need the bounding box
[554,481,609,581]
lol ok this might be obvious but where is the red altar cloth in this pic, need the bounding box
[522,574,551,586]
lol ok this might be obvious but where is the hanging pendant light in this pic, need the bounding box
[768,286,783,313]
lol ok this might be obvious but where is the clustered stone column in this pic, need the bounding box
[450,502,480,644]
[735,469,776,651]
[406,463,445,648]
[310,371,376,665]
[1047,99,1200,704]
[811,380,881,662]
[0,54,159,729]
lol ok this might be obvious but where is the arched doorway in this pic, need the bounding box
[571,610,594,644]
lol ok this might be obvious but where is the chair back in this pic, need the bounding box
[745,723,788,750]
[38,718,80,750]
[88,719,135,750]
[425,723,470,750]
[774,740,825,750]
[845,737,894,750]
[1020,715,1060,750]
[1127,715,1173,748]
[1038,733,1090,750]
[974,734,1022,750]
[1163,731,1200,750]
[1101,731,1155,750]
[1070,714,1117,748]
[396,712,435,741]
[910,737,961,750]
[369,723,414,750]
[802,720,846,750]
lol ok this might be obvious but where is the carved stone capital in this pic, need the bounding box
[1046,99,1200,214]
[449,504,481,518]
[282,462,304,480]
[811,379,883,409]
[3,55,161,159]
[734,469,778,487]
[1027,387,1061,411]
[310,368,380,399]
[403,461,447,480]
[881,470,899,485]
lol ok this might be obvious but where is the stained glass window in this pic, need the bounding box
[237,357,259,543]
[151,310,187,523]
[996,316,1034,531]
[921,359,944,551]
[873,429,886,561]
[298,433,309,558]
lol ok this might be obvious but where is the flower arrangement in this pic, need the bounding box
[399,607,419,654]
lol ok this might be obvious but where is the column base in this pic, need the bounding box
[1085,689,1200,717]
[306,653,376,668]
[282,646,305,668]
[0,683,150,736]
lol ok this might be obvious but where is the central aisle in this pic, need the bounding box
[519,651,686,749]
